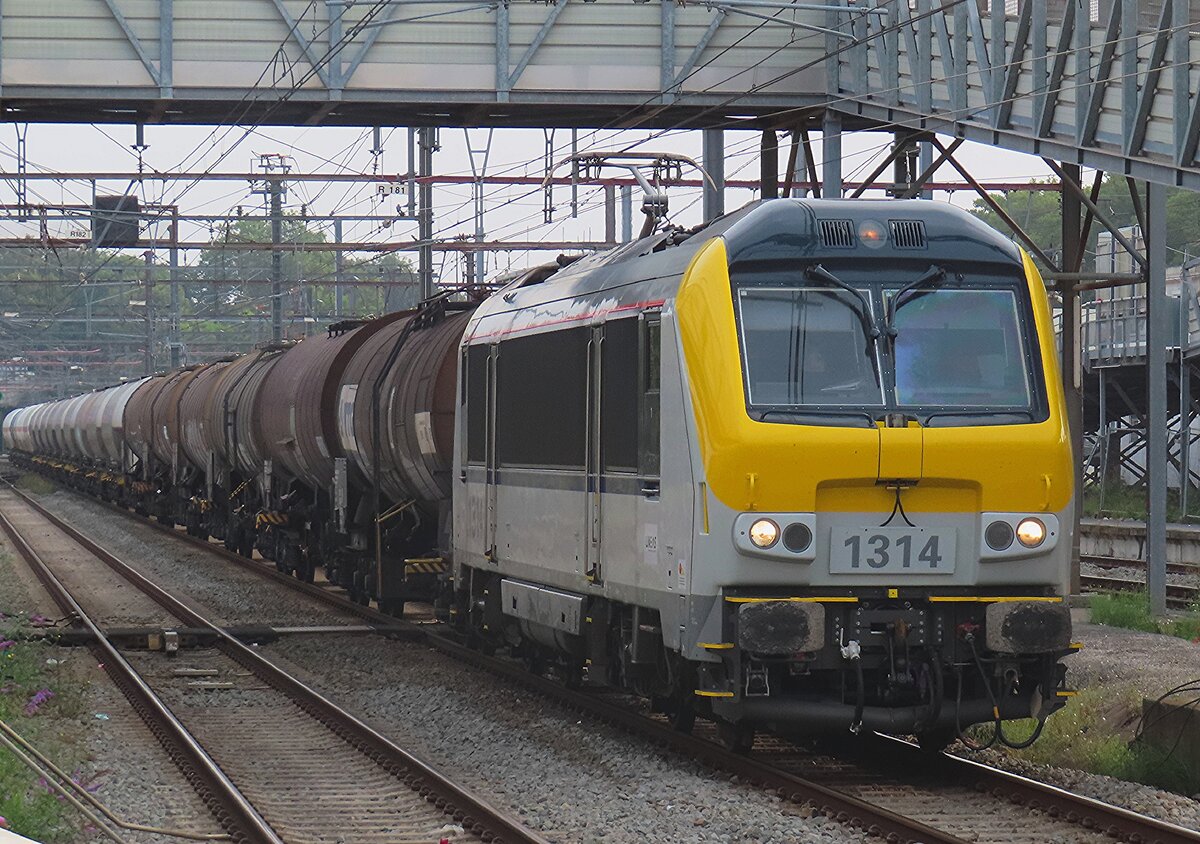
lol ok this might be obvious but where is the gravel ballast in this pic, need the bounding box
[26,485,1200,840]
[956,620,1200,830]
[33,491,364,628]
[0,537,222,844]
[264,634,868,844]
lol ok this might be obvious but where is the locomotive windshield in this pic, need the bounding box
[737,287,883,408]
[734,271,1043,425]
[892,288,1032,408]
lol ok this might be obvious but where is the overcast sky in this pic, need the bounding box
[0,122,1054,285]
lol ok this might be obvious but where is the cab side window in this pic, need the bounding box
[640,317,661,478]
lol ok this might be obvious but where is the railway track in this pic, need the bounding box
[0,484,547,844]
[1079,554,1200,610]
[19,481,1200,844]
[1080,553,1200,578]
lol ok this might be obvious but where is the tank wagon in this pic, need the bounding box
[4,198,1077,749]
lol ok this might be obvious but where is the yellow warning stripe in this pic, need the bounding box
[724,596,859,604]
[404,562,447,574]
[927,596,1063,603]
[700,643,734,650]
[1056,690,1078,697]
[694,690,735,698]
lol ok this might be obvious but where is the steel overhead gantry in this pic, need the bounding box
[0,0,827,127]
[826,0,1200,616]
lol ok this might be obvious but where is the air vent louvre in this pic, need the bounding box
[890,219,927,249]
[819,219,855,248]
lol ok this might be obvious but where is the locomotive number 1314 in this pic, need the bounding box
[829,527,957,574]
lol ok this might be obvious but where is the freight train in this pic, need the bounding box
[3,198,1077,751]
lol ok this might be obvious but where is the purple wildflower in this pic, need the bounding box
[0,640,15,651]
[24,688,54,715]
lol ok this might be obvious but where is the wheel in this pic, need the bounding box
[916,728,957,754]
[668,699,696,735]
[718,721,755,754]
[379,598,405,617]
[563,659,585,690]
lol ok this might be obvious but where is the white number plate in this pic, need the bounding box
[830,527,956,574]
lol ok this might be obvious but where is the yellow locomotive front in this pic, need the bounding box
[676,199,1074,749]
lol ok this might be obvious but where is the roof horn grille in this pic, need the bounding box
[819,219,855,248]
[889,219,927,249]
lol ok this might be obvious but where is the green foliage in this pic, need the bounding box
[0,607,76,842]
[1090,590,1200,641]
[968,173,1200,269]
[994,686,1199,795]
[192,216,418,324]
[1082,483,1200,523]
[1090,591,1161,633]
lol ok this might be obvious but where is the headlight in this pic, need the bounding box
[749,518,780,549]
[1016,517,1046,548]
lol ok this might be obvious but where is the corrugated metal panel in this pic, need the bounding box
[1,0,825,102]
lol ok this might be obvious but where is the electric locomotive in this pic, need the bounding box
[5,197,1076,750]
[451,198,1075,749]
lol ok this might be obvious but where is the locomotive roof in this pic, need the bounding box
[474,198,1026,333]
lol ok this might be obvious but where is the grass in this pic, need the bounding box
[990,686,1200,796]
[14,473,55,496]
[1090,589,1200,641]
[0,556,82,843]
[1084,483,1200,523]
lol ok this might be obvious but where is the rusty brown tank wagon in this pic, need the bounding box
[12,296,475,612]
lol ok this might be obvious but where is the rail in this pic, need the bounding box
[0,481,547,844]
[26,480,1200,844]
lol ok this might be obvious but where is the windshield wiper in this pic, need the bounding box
[804,264,880,347]
[759,409,876,428]
[922,409,1034,427]
[885,264,952,339]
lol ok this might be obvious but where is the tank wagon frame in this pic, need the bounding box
[4,198,1079,750]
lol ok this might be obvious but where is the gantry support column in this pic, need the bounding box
[143,251,154,376]
[334,217,344,317]
[1059,163,1083,597]
[417,127,437,300]
[269,178,283,342]
[1147,181,1169,617]
[760,130,779,200]
[703,128,725,221]
[822,111,842,198]
[169,207,181,369]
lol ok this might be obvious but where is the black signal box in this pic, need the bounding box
[91,195,141,247]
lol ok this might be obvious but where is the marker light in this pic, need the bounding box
[1016,518,1047,548]
[984,520,1015,551]
[783,522,813,553]
[749,518,780,549]
[858,219,887,248]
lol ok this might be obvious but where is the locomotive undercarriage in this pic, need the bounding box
[453,564,1075,752]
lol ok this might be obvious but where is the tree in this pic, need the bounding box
[967,173,1199,269]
